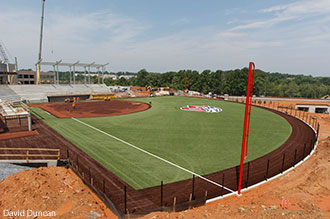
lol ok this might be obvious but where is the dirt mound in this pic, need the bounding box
[0,167,117,218]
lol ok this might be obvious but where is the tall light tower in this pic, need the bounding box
[37,0,46,85]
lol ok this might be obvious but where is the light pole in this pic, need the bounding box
[37,0,46,85]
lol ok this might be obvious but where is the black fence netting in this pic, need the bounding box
[60,103,318,217]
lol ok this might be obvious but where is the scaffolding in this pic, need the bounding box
[36,60,109,85]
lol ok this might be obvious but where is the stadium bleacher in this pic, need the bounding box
[0,85,22,103]
[6,84,111,103]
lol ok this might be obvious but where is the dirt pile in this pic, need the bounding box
[0,167,117,218]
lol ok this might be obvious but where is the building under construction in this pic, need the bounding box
[0,43,17,84]
[0,42,56,85]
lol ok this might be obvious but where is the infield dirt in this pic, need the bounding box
[31,100,151,118]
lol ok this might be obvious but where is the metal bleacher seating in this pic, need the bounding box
[7,84,111,103]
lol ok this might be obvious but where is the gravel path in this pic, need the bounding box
[0,163,32,181]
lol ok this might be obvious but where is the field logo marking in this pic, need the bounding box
[180,105,222,113]
[71,117,236,195]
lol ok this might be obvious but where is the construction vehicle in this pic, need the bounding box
[64,97,79,103]
[321,94,330,100]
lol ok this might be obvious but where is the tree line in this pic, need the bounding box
[53,68,330,98]
[101,69,329,98]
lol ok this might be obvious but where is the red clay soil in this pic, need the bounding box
[0,167,117,219]
[31,100,151,118]
[0,130,39,140]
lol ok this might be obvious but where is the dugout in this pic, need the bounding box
[0,102,31,132]
[295,103,330,114]
[47,94,90,102]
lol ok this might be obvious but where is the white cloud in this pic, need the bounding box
[230,16,296,31]
[172,17,191,26]
[261,0,330,15]
[0,1,329,76]
[232,0,330,31]
[47,11,149,44]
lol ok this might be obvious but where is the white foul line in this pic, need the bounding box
[72,117,236,194]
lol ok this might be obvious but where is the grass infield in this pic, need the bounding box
[31,96,292,189]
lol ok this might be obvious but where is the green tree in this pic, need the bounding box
[136,69,148,87]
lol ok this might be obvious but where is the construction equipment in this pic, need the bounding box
[0,42,9,64]
[0,42,17,85]
[321,94,330,100]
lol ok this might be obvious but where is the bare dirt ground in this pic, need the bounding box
[0,167,117,218]
[0,130,38,140]
[31,100,150,118]
[141,100,330,218]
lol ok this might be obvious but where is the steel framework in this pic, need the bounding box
[36,60,109,85]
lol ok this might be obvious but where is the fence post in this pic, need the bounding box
[173,197,176,212]
[192,175,195,200]
[124,186,127,215]
[314,119,317,130]
[160,181,163,210]
[221,173,225,196]
[281,153,285,173]
[310,140,313,153]
[77,155,79,171]
[89,167,91,183]
[103,178,106,194]
[246,162,250,188]
[26,150,29,164]
[265,159,269,180]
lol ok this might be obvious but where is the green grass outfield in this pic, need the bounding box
[31,96,292,189]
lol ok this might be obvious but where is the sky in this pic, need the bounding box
[0,0,330,76]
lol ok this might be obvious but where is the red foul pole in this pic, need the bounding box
[238,62,255,195]
[244,63,256,159]
[184,76,187,93]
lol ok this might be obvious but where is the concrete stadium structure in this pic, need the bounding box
[0,84,111,103]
